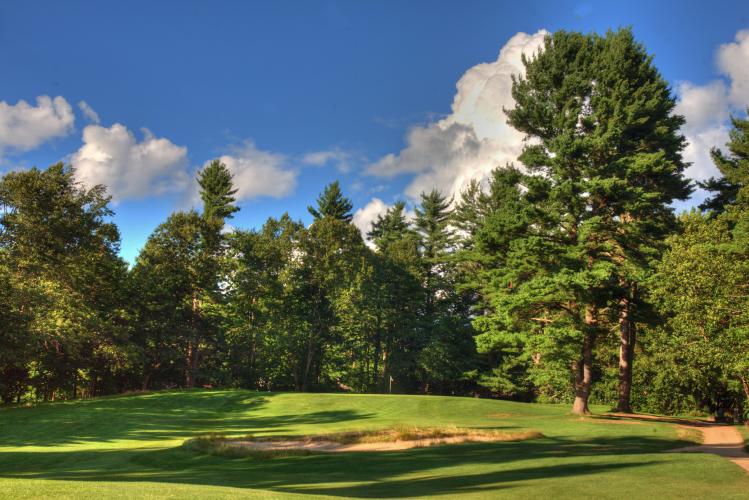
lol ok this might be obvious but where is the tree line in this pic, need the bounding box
[1,28,747,417]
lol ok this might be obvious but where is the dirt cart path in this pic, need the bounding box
[608,413,749,473]
[675,423,749,473]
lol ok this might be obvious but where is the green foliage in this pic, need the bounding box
[459,28,690,414]
[307,180,353,222]
[650,211,749,414]
[367,200,412,251]
[0,163,128,402]
[224,214,305,390]
[197,160,239,221]
[131,211,208,388]
[412,189,476,393]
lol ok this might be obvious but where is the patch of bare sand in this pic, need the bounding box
[229,432,541,453]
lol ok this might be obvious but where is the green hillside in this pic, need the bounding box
[0,390,747,499]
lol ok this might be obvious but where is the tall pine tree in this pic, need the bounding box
[502,29,690,414]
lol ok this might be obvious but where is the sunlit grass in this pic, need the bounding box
[0,389,748,499]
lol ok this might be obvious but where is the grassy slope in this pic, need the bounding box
[0,390,747,499]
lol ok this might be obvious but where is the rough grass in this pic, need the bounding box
[320,425,543,444]
[676,426,704,445]
[1,389,748,499]
[183,433,315,459]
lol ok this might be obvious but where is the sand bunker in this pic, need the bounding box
[230,433,537,452]
[188,427,543,456]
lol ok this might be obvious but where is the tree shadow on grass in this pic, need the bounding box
[0,390,375,447]
[0,435,687,498]
[592,414,713,426]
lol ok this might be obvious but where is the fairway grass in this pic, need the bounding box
[1,390,748,499]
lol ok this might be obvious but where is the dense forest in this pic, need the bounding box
[1,29,747,418]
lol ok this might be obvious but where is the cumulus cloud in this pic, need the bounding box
[675,82,731,181]
[676,29,749,183]
[72,123,189,201]
[367,30,548,200]
[78,100,100,124]
[352,198,389,242]
[208,140,297,202]
[0,95,75,154]
[718,30,749,106]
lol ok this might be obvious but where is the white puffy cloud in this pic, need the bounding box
[367,30,548,200]
[352,198,389,243]
[72,123,189,200]
[78,100,100,124]
[676,29,749,183]
[718,30,749,107]
[211,140,297,201]
[674,82,731,181]
[0,95,75,153]
[675,81,730,131]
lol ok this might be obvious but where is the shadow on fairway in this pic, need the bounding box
[591,414,713,426]
[0,435,679,497]
[0,390,375,447]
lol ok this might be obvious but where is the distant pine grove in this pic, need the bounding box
[1,29,748,418]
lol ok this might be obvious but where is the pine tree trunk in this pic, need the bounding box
[302,332,315,392]
[572,305,597,415]
[186,340,199,388]
[186,295,200,388]
[373,322,381,389]
[616,292,636,413]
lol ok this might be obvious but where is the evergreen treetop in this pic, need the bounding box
[308,180,353,222]
[197,160,239,221]
[367,201,412,251]
[699,111,749,213]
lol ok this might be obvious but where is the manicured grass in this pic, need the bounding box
[1,390,748,499]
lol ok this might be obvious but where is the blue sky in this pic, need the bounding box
[1,0,748,263]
